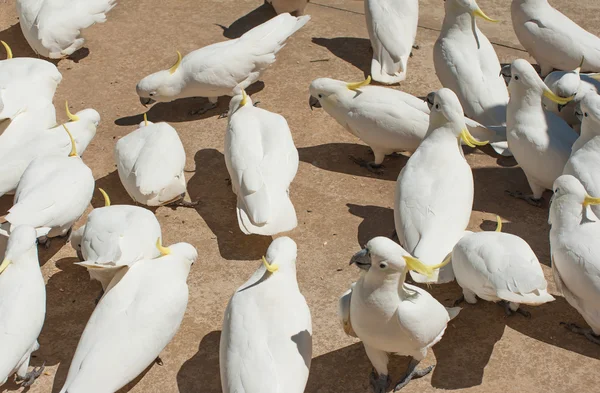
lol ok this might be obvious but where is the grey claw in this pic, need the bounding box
[18,363,45,387]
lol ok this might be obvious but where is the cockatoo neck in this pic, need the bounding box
[508,84,544,112]
[549,198,588,229]
[363,270,404,292]
[442,3,475,32]
[574,120,600,151]
[12,247,38,268]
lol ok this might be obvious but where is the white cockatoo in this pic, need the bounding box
[136,13,310,114]
[434,0,509,132]
[59,239,197,393]
[543,65,600,128]
[364,0,418,84]
[450,216,554,316]
[69,188,162,292]
[16,0,117,59]
[0,125,94,244]
[266,0,309,16]
[563,92,600,218]
[549,175,600,344]
[0,226,46,387]
[511,0,600,76]
[395,88,487,284]
[339,237,459,393]
[0,102,99,197]
[220,237,312,393]
[506,59,579,206]
[225,90,299,235]
[308,77,504,173]
[114,116,195,208]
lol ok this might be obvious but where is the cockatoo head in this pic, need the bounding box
[229,87,253,115]
[0,225,37,274]
[577,91,600,127]
[550,175,600,225]
[446,0,498,22]
[509,59,575,106]
[156,238,198,265]
[136,51,184,106]
[308,76,371,111]
[260,237,298,275]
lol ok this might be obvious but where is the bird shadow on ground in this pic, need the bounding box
[0,24,37,58]
[346,204,395,247]
[298,143,408,182]
[113,82,265,126]
[187,149,271,260]
[177,331,222,393]
[311,37,371,78]
[93,170,136,206]
[217,3,277,39]
[0,194,13,215]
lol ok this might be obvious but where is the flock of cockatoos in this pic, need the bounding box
[1,0,600,392]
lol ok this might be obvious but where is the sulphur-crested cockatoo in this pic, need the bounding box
[266,0,309,16]
[70,188,162,291]
[506,59,578,206]
[339,237,459,392]
[16,0,117,59]
[59,239,197,393]
[543,64,600,128]
[549,175,600,344]
[563,93,600,218]
[136,13,310,114]
[511,0,600,76]
[395,88,487,284]
[115,116,195,208]
[0,125,94,244]
[451,216,554,316]
[434,0,509,133]
[221,237,312,393]
[0,226,46,387]
[225,90,299,235]
[364,0,418,84]
[0,102,99,197]
[308,77,504,173]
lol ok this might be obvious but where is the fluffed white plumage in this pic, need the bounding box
[220,237,312,393]
[0,226,46,387]
[506,59,579,203]
[544,69,600,128]
[395,88,484,283]
[224,90,299,235]
[563,92,600,218]
[0,126,94,240]
[266,0,309,16]
[136,13,310,112]
[115,119,188,206]
[511,0,600,76]
[308,77,503,171]
[364,0,418,84]
[341,237,460,393]
[70,189,162,290]
[0,105,99,197]
[434,0,509,132]
[549,175,600,338]
[59,240,197,393]
[451,219,554,313]
[16,0,117,59]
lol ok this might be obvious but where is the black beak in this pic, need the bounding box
[558,103,566,112]
[309,96,321,111]
[139,97,156,107]
[426,91,435,109]
[350,248,371,271]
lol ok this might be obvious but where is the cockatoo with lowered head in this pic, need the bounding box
[225,89,299,235]
[549,175,600,345]
[114,115,195,208]
[69,188,162,292]
[395,88,487,284]
[266,0,309,16]
[58,239,197,393]
[0,226,46,388]
[339,237,459,392]
[511,0,600,76]
[16,0,117,59]
[364,0,418,84]
[220,237,312,393]
[308,76,505,174]
[0,102,99,198]
[0,125,95,245]
[434,0,509,132]
[136,13,310,115]
[450,216,554,317]
[505,59,578,206]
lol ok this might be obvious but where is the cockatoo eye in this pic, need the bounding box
[149,92,156,97]
[435,104,440,110]
[318,94,323,98]
[585,112,589,117]
[379,262,387,269]
[514,75,520,81]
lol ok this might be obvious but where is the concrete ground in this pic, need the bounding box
[1,0,599,392]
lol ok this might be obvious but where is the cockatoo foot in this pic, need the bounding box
[499,301,530,318]
[412,44,420,50]
[17,363,45,387]
[504,190,543,207]
[39,236,51,249]
[560,322,600,345]
[167,198,199,209]
[349,156,384,175]
[369,370,390,393]
[155,356,164,366]
[394,359,434,391]
[190,102,218,116]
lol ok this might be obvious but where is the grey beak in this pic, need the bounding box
[350,248,371,271]
[309,96,321,111]
[426,92,435,109]
[139,97,156,107]
[500,64,512,78]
